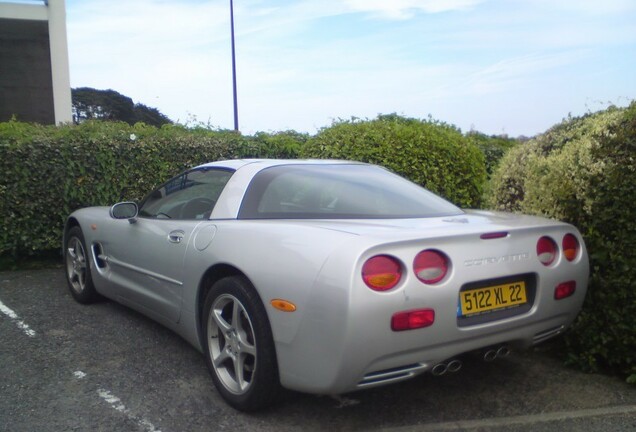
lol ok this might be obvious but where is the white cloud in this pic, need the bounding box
[344,0,481,19]
[531,0,636,15]
[65,0,636,136]
[461,52,587,96]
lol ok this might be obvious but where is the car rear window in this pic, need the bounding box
[238,164,463,219]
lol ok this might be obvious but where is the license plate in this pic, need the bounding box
[460,281,527,316]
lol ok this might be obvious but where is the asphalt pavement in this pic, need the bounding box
[1,268,635,431]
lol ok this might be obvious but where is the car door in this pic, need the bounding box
[105,167,234,323]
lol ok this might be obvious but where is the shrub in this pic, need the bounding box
[464,131,519,177]
[565,103,636,383]
[244,131,307,159]
[0,121,288,257]
[487,108,625,213]
[302,114,486,208]
[487,103,636,382]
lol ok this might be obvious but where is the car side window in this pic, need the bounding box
[138,168,233,220]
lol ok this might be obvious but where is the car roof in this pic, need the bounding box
[204,159,371,219]
[196,159,365,172]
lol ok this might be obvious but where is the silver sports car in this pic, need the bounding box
[63,159,589,411]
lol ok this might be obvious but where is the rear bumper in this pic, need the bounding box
[275,266,587,394]
[277,308,577,394]
[355,313,570,390]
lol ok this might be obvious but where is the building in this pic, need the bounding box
[0,0,72,124]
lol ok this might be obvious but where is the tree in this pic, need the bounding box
[133,103,172,127]
[72,87,172,127]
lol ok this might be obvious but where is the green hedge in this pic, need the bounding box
[464,131,519,177]
[2,116,484,257]
[488,103,636,383]
[248,131,307,159]
[302,114,487,208]
[0,121,268,256]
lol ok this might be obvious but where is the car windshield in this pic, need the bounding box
[238,164,463,219]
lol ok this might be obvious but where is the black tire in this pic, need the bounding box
[202,276,282,411]
[64,226,100,304]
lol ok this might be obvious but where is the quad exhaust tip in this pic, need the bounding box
[432,345,511,376]
[431,359,463,376]
[484,345,511,362]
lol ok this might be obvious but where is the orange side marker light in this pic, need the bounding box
[271,299,297,312]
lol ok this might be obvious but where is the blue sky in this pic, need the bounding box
[66,0,636,136]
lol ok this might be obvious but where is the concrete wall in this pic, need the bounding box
[0,17,55,124]
[0,0,72,125]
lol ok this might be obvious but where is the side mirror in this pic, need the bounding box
[110,202,139,223]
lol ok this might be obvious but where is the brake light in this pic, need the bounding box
[562,234,579,262]
[555,281,576,299]
[413,250,449,284]
[480,231,508,240]
[391,309,435,331]
[362,255,402,291]
[537,236,557,266]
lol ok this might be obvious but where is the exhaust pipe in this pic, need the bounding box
[483,349,498,362]
[447,359,463,373]
[483,345,511,362]
[431,359,462,376]
[431,363,448,376]
[497,345,511,358]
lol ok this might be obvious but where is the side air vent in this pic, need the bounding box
[91,243,108,269]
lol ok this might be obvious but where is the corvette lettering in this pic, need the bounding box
[464,252,530,267]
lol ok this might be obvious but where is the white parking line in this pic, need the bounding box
[377,404,636,431]
[0,299,36,337]
[97,389,162,432]
[1,291,162,431]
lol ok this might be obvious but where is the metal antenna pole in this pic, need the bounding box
[230,0,239,131]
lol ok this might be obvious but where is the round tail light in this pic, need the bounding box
[413,250,449,284]
[362,255,402,291]
[537,236,557,266]
[562,234,580,262]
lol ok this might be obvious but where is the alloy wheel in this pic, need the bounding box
[207,294,257,394]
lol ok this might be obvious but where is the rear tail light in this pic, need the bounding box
[555,281,576,299]
[391,309,435,331]
[362,255,402,291]
[536,236,557,266]
[413,250,449,284]
[562,234,580,262]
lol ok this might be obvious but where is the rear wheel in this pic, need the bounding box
[65,226,99,304]
[203,276,282,411]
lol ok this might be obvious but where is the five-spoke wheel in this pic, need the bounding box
[208,294,257,394]
[203,276,282,411]
[64,226,99,304]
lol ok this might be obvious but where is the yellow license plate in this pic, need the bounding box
[460,281,527,316]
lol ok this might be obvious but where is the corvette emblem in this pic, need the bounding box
[464,252,530,267]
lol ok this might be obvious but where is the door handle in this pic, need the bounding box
[168,230,185,244]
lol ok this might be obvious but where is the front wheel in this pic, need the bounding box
[64,226,100,304]
[203,276,282,411]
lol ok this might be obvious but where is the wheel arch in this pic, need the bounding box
[196,263,252,348]
[62,217,81,252]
